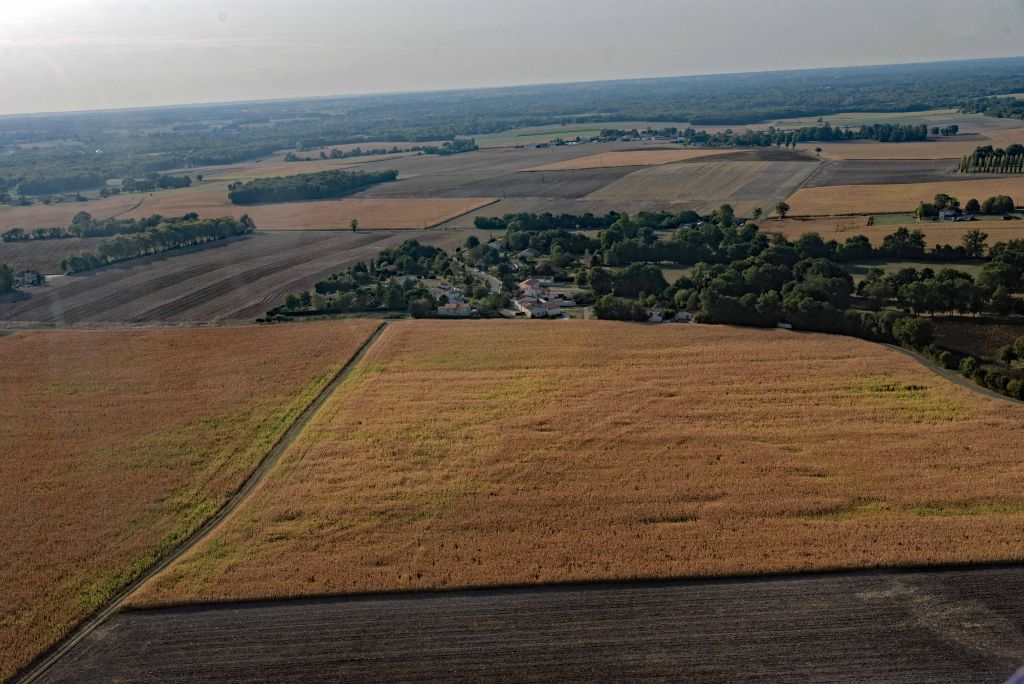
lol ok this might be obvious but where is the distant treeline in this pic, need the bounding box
[603,122,932,146]
[227,169,398,205]
[60,215,255,273]
[285,146,409,162]
[961,96,1024,121]
[959,144,1024,173]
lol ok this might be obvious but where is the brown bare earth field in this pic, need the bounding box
[788,177,1024,215]
[814,139,997,160]
[0,322,380,680]
[199,152,421,182]
[135,321,1024,608]
[765,217,1024,247]
[527,149,736,171]
[584,160,818,215]
[0,230,458,326]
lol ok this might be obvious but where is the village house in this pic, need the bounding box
[437,302,472,317]
[518,278,551,298]
[513,297,546,318]
[938,208,973,222]
[14,269,43,288]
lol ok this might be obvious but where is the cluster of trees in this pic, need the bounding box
[0,263,13,292]
[476,209,703,234]
[421,139,478,156]
[227,169,398,204]
[121,174,192,193]
[859,267,999,317]
[958,145,1024,173]
[930,125,960,136]
[915,192,1017,218]
[59,215,255,273]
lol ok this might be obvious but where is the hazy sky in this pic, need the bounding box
[2,0,1024,116]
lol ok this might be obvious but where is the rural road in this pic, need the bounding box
[17,322,390,684]
[41,565,1024,683]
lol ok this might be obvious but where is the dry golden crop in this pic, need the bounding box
[788,178,1024,216]
[136,321,1024,609]
[0,321,379,680]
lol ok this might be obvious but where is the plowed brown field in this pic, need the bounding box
[0,322,379,680]
[136,321,1024,608]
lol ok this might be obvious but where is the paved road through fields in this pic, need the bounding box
[43,565,1024,683]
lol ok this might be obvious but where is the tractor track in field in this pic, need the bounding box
[15,321,391,684]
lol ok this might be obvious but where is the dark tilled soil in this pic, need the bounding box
[43,567,1024,683]
[804,159,1006,187]
[934,317,1024,359]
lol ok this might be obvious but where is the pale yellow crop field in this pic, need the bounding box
[136,321,1024,608]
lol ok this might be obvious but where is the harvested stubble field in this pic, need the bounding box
[584,160,818,215]
[527,149,736,171]
[135,321,1024,607]
[0,322,380,680]
[113,184,497,230]
[788,177,1024,216]
[763,217,1024,248]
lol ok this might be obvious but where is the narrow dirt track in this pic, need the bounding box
[40,565,1024,683]
[17,322,389,684]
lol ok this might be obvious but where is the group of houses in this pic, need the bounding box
[14,269,43,288]
[507,277,576,319]
[431,281,474,317]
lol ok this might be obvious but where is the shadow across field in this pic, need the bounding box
[43,565,1024,683]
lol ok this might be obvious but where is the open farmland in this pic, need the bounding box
[527,149,736,171]
[0,230,468,326]
[0,321,380,680]
[0,237,105,273]
[134,321,1024,607]
[113,183,496,230]
[0,195,143,230]
[764,216,1024,248]
[584,160,819,214]
[788,177,1024,215]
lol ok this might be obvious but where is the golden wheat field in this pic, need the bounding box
[527,149,735,171]
[788,177,1024,215]
[134,321,1024,608]
[0,321,379,680]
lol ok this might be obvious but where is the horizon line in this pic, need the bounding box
[2,53,1023,120]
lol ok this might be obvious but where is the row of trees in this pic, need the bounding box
[958,145,1024,173]
[0,263,13,292]
[1,211,186,242]
[285,146,408,162]
[227,169,398,204]
[59,215,255,273]
[674,122,931,148]
[915,192,1017,218]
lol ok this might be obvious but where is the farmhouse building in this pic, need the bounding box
[14,269,43,287]
[518,278,551,298]
[437,302,472,317]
